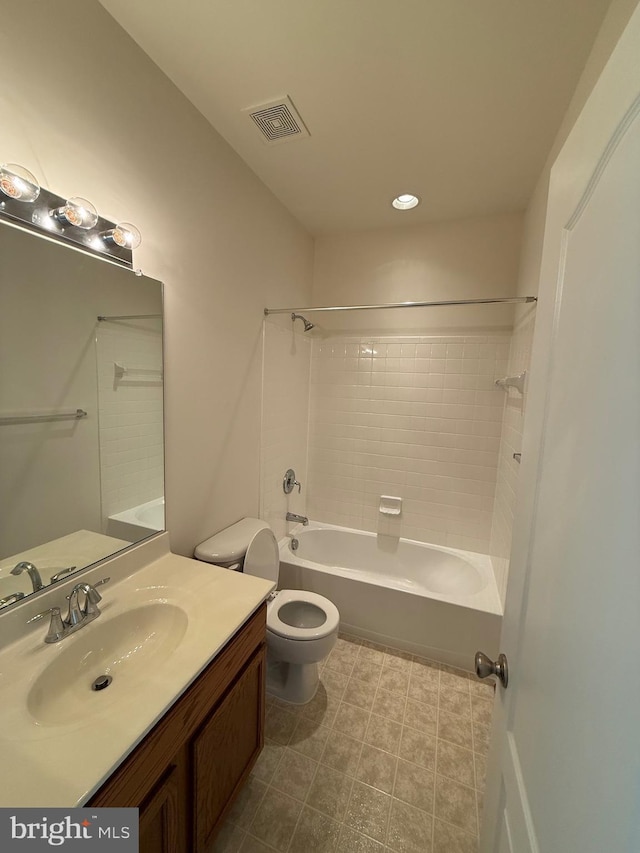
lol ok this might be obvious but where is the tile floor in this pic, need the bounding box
[211,635,494,853]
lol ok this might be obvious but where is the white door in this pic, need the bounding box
[480,6,640,853]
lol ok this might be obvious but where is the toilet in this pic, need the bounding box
[195,518,339,704]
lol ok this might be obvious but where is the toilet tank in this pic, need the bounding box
[194,518,270,569]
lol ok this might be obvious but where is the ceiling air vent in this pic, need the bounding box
[243,96,310,145]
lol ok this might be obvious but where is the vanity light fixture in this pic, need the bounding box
[50,196,99,230]
[0,163,41,203]
[101,221,142,249]
[391,193,420,210]
[0,161,139,267]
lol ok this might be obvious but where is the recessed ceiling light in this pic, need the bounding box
[392,193,420,211]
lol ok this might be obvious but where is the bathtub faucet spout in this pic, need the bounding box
[286,512,309,526]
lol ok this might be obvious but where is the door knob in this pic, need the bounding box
[475,651,509,688]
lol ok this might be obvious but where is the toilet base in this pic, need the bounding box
[266,658,319,705]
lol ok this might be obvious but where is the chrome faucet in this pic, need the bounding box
[0,591,25,609]
[69,581,106,620]
[66,585,86,627]
[11,561,44,592]
[29,577,110,643]
[49,565,78,584]
[286,512,309,526]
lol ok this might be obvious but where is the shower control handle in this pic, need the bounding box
[283,468,301,495]
[475,651,509,688]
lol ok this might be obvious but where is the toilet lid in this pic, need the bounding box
[267,589,340,640]
[244,527,279,582]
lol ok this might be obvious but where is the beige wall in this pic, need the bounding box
[0,1,314,556]
[312,213,524,333]
[515,0,637,306]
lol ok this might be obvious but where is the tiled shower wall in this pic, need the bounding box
[96,319,164,526]
[306,335,509,554]
[488,309,535,602]
[261,321,312,542]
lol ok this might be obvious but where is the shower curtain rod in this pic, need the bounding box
[264,296,537,316]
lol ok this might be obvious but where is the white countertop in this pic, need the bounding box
[0,530,131,599]
[0,536,274,807]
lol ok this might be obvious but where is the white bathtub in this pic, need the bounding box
[278,521,502,669]
[106,497,165,542]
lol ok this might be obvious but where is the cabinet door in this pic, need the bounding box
[192,647,266,852]
[139,763,184,853]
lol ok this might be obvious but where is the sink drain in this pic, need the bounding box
[92,674,113,691]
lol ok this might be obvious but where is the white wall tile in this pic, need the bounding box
[489,310,536,603]
[260,321,312,541]
[262,319,533,576]
[306,333,509,553]
[96,318,164,526]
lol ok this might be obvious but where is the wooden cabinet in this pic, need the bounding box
[192,651,263,849]
[139,764,182,853]
[89,605,266,853]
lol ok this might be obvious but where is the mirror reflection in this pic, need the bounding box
[0,221,164,610]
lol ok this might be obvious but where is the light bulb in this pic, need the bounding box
[51,196,99,229]
[391,193,420,210]
[111,222,141,249]
[0,163,41,202]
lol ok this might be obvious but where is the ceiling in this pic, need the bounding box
[100,0,611,235]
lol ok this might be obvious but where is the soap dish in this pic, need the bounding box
[379,495,402,516]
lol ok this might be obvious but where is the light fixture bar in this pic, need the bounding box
[264,296,537,316]
[0,178,135,267]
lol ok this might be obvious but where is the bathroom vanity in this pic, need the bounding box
[89,600,266,853]
[0,534,274,853]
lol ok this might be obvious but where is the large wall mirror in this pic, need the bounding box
[0,220,164,612]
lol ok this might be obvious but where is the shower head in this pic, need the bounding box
[291,312,314,332]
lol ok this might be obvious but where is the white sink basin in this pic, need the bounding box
[0,544,275,808]
[27,603,188,726]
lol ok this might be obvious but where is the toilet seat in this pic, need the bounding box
[244,525,280,581]
[267,589,340,641]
